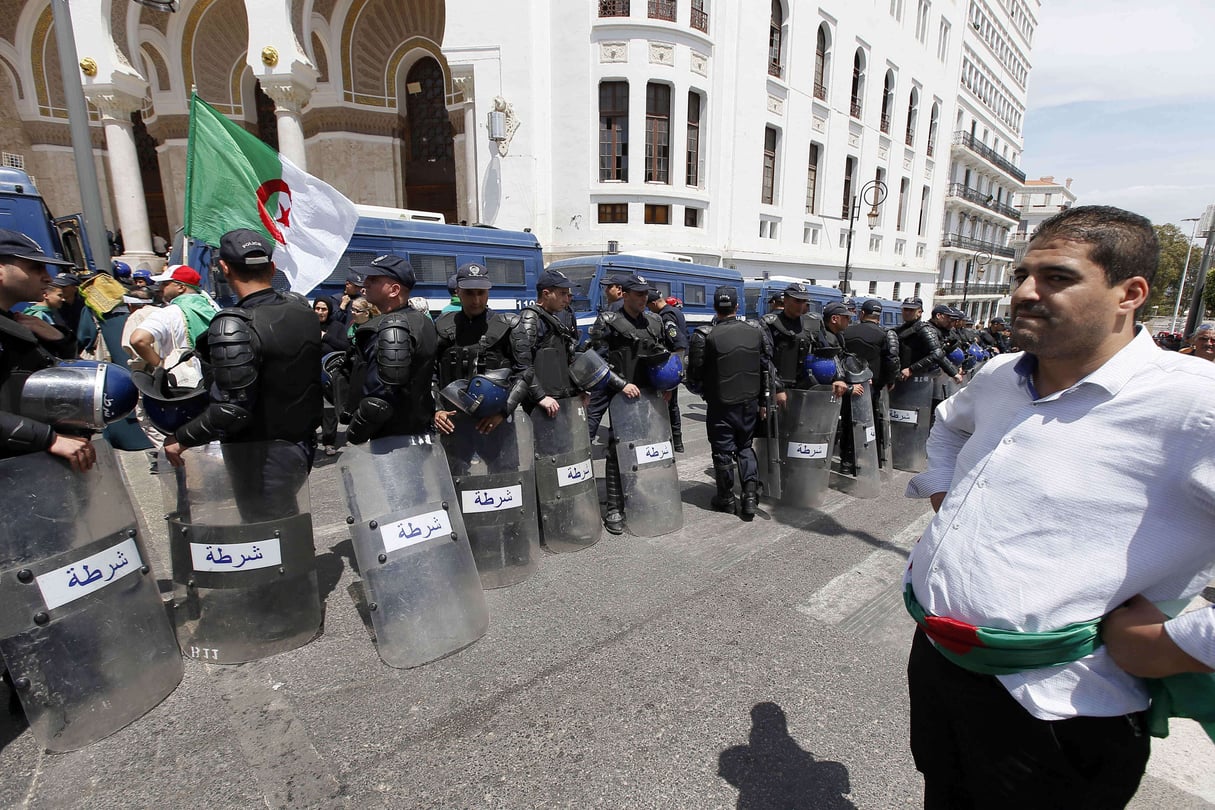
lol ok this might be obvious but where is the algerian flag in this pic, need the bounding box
[184,94,358,295]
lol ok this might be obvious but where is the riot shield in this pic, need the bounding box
[777,388,841,509]
[0,441,181,752]
[609,390,683,537]
[162,440,321,664]
[834,383,881,499]
[532,397,601,552]
[441,411,541,588]
[890,374,935,473]
[876,387,894,475]
[339,435,488,669]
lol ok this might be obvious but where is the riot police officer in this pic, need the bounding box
[843,299,900,467]
[345,254,437,442]
[686,286,773,519]
[980,316,1011,353]
[600,272,628,313]
[648,288,688,452]
[762,282,827,396]
[895,298,963,387]
[163,230,322,475]
[820,301,873,477]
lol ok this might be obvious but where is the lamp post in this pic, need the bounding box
[841,179,887,296]
[1170,217,1201,334]
[960,249,991,314]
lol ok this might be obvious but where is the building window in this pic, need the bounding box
[805,143,820,214]
[889,0,904,20]
[685,207,702,227]
[868,234,881,252]
[897,178,910,230]
[850,50,866,118]
[915,0,931,43]
[914,282,922,297]
[645,204,671,224]
[691,0,709,32]
[803,225,820,244]
[649,0,676,22]
[841,156,855,219]
[769,0,784,78]
[937,18,951,61]
[761,126,778,205]
[892,281,901,299]
[918,185,930,236]
[873,167,886,225]
[599,0,630,17]
[686,91,702,187]
[598,203,629,223]
[905,88,918,146]
[813,24,830,100]
[880,70,895,133]
[599,81,629,181]
[645,83,671,183]
[927,102,939,157]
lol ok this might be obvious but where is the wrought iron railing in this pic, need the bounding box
[935,281,1010,296]
[952,131,1026,183]
[945,183,1021,221]
[880,114,891,133]
[690,4,708,31]
[940,233,1016,258]
[599,0,629,15]
[850,99,862,118]
[648,0,676,21]
[814,82,827,101]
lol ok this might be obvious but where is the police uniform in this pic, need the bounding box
[820,302,873,475]
[895,298,960,382]
[687,286,773,518]
[651,291,689,452]
[843,301,901,466]
[762,283,826,392]
[172,230,322,519]
[345,255,438,442]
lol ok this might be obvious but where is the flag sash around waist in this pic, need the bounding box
[903,584,1215,742]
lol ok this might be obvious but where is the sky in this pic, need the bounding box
[1020,0,1215,234]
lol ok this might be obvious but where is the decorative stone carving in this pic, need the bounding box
[600,42,628,63]
[85,89,144,124]
[492,96,520,158]
[260,78,313,114]
[690,51,708,76]
[848,132,861,149]
[766,95,783,115]
[812,116,827,133]
[648,42,674,66]
[877,144,889,160]
[302,106,401,139]
[261,47,279,68]
[903,156,913,171]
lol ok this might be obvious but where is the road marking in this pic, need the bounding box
[795,510,933,626]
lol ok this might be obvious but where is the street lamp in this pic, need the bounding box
[1170,217,1201,334]
[841,179,887,295]
[960,249,991,313]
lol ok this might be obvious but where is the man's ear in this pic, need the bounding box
[1118,276,1150,313]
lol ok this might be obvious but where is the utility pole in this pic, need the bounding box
[1183,205,1215,339]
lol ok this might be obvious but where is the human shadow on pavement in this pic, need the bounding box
[718,702,855,810]
[0,676,28,752]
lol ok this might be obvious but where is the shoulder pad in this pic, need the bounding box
[761,313,779,325]
[281,291,310,308]
[207,310,257,390]
[744,319,763,330]
[599,310,620,324]
[495,312,520,328]
[376,314,414,386]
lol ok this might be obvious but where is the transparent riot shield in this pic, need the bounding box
[161,440,320,664]
[610,390,683,537]
[340,435,488,669]
[778,388,841,509]
[876,387,894,475]
[442,411,541,588]
[532,397,601,552]
[834,382,881,499]
[0,441,182,752]
[890,374,935,472]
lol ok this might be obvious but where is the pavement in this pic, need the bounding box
[1,398,1212,809]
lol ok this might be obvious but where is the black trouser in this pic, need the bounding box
[667,386,682,437]
[907,628,1149,809]
[837,393,855,466]
[586,388,611,443]
[706,401,758,494]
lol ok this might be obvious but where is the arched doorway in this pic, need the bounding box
[402,58,456,223]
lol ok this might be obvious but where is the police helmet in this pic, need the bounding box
[647,353,684,391]
[112,261,132,279]
[947,347,966,366]
[440,368,511,419]
[321,351,347,388]
[805,353,839,385]
[569,350,612,392]
[21,360,139,430]
[132,366,209,434]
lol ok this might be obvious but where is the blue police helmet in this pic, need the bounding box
[321,351,346,387]
[647,353,684,391]
[20,360,138,430]
[805,353,838,385]
[440,369,511,419]
[569,350,612,392]
[947,347,966,366]
[112,261,132,279]
[131,367,209,434]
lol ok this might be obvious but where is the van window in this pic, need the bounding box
[409,253,458,284]
[808,300,825,315]
[745,289,760,318]
[331,251,379,287]
[684,283,706,306]
[485,257,525,285]
[651,280,672,298]
[558,265,597,312]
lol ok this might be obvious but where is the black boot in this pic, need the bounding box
[711,463,736,513]
[603,443,625,535]
[741,481,758,520]
[711,491,737,514]
[672,427,685,454]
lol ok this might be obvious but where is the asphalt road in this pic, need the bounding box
[0,398,1211,809]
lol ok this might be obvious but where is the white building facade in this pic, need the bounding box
[934,0,1039,323]
[1010,175,1077,261]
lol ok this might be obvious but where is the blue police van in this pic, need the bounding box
[545,252,744,338]
[854,298,904,329]
[741,276,844,320]
[0,168,98,273]
[177,205,545,310]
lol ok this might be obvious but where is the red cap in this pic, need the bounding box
[150,264,201,287]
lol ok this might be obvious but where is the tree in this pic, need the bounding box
[1203,266,1215,321]
[1149,224,1202,320]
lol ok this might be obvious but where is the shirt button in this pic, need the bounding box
[1002,437,1013,445]
[952,523,960,529]
[976,480,986,488]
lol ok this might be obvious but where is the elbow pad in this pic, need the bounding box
[346,397,393,445]
[0,413,56,455]
[176,401,252,447]
[505,377,529,413]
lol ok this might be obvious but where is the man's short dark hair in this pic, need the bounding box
[715,304,735,317]
[222,259,275,283]
[1029,205,1158,288]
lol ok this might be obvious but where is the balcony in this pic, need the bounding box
[905,131,914,147]
[813,82,827,101]
[940,233,1016,258]
[952,131,1026,183]
[935,281,1010,296]
[691,3,708,31]
[850,99,862,118]
[880,114,891,134]
[926,141,935,158]
[648,0,676,21]
[769,60,783,79]
[945,183,1021,221]
[599,0,630,16]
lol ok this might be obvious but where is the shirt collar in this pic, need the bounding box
[1013,326,1156,400]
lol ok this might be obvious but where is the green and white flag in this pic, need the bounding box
[185,94,358,295]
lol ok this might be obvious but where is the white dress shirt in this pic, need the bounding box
[906,327,1215,720]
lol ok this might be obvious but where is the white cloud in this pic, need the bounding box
[1073,183,1215,230]
[1028,0,1215,109]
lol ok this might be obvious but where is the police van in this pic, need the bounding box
[853,298,904,329]
[178,205,544,311]
[0,168,97,273]
[741,276,844,320]
[545,251,744,338]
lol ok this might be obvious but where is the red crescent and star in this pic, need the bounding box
[255,179,292,244]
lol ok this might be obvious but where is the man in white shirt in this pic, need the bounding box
[904,205,1215,807]
[129,265,216,384]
